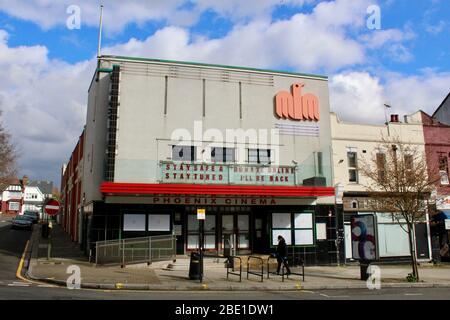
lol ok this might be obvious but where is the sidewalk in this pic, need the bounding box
[26,223,450,291]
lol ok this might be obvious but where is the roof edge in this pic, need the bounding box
[99,55,328,80]
[432,91,450,117]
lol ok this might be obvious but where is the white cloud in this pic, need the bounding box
[194,0,315,20]
[0,0,317,33]
[425,20,447,35]
[0,29,94,184]
[362,28,415,49]
[329,70,450,124]
[0,0,190,32]
[104,0,373,72]
[330,72,386,123]
[383,70,450,114]
[361,26,416,63]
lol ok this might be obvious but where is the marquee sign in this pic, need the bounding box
[161,162,296,186]
[105,195,316,206]
[275,83,319,121]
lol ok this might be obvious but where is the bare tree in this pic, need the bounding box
[359,136,440,281]
[0,110,18,185]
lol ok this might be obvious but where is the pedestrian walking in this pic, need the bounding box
[276,235,291,275]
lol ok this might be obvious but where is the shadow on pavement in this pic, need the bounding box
[0,221,32,259]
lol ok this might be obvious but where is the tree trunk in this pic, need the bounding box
[407,223,420,281]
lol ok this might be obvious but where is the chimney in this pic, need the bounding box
[22,175,29,186]
[390,114,399,123]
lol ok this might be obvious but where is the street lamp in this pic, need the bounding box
[384,103,392,136]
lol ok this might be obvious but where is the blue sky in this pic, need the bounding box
[0,0,449,186]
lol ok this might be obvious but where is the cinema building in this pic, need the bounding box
[65,55,344,265]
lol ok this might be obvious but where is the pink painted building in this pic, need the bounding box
[421,111,450,262]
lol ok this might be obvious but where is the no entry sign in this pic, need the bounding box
[44,199,60,216]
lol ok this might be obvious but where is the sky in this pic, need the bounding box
[0,0,449,187]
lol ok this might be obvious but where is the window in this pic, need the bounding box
[123,214,146,231]
[271,212,315,246]
[172,145,196,162]
[294,213,314,245]
[404,154,414,183]
[317,152,323,176]
[147,214,171,231]
[248,149,271,164]
[376,153,386,183]
[439,154,449,185]
[404,154,413,171]
[211,147,235,163]
[347,152,358,183]
[9,202,20,211]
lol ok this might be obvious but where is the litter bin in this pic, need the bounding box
[360,261,370,281]
[189,251,201,280]
[41,223,49,239]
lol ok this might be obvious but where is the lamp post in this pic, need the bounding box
[384,103,392,136]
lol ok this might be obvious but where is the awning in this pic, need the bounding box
[100,182,335,198]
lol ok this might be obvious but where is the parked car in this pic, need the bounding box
[11,215,33,230]
[23,211,39,224]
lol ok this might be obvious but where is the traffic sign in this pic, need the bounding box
[197,208,205,220]
[44,199,60,216]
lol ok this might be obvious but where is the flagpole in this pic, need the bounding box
[97,5,104,58]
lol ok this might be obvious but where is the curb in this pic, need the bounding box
[23,273,450,291]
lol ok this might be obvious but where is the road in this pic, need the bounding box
[1,216,449,300]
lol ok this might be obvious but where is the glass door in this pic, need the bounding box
[221,215,234,254]
[204,214,217,250]
[186,214,216,251]
[237,214,250,251]
[187,214,199,250]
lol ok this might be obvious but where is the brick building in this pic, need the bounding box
[422,101,450,262]
[60,130,84,243]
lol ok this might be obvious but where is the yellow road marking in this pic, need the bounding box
[15,240,47,287]
[16,240,29,281]
[115,283,124,289]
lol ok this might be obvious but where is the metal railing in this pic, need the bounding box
[247,256,264,282]
[226,256,242,282]
[95,234,176,267]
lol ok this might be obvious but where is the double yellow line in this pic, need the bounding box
[16,240,31,282]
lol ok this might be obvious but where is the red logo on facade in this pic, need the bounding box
[275,83,320,121]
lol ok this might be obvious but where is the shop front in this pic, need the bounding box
[343,193,432,263]
[98,182,338,265]
[432,196,450,262]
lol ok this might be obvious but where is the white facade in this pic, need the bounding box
[21,186,45,216]
[75,55,341,261]
[330,112,432,261]
[83,56,335,205]
[331,111,426,192]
